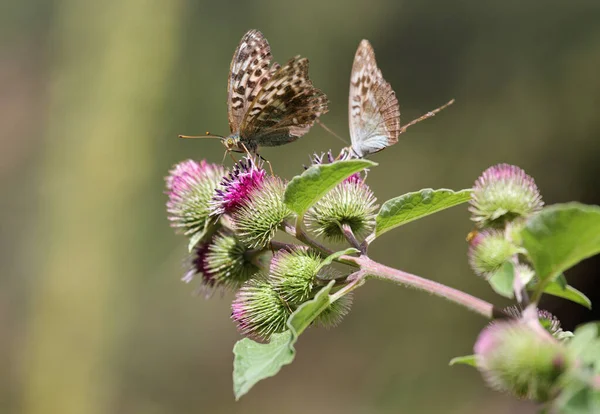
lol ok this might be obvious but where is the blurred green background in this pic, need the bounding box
[2,0,600,413]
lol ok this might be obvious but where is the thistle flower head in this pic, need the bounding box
[468,229,517,278]
[204,231,259,290]
[474,319,569,401]
[305,179,377,242]
[182,231,259,292]
[182,240,214,287]
[470,164,543,228]
[315,293,353,328]
[232,176,293,249]
[503,306,565,338]
[231,278,292,340]
[166,160,226,236]
[210,156,266,216]
[269,247,322,305]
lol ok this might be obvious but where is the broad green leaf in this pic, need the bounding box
[521,203,600,280]
[232,282,335,400]
[375,188,472,237]
[317,248,360,272]
[232,331,294,400]
[542,281,592,309]
[449,355,476,367]
[284,159,376,214]
[488,261,515,298]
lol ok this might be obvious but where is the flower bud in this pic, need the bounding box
[503,306,565,338]
[470,164,543,228]
[232,176,293,249]
[468,229,517,278]
[182,231,259,292]
[269,248,322,305]
[231,278,292,340]
[166,160,226,237]
[210,156,265,216]
[305,179,377,242]
[474,319,569,401]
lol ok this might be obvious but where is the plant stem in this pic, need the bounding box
[343,255,499,319]
[283,220,334,256]
[339,223,364,253]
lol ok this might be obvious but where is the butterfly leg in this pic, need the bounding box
[257,154,274,176]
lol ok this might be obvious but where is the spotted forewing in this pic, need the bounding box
[227,30,328,150]
[348,40,400,157]
[240,56,328,146]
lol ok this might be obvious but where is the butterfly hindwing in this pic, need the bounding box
[348,40,400,157]
[227,30,276,134]
[240,56,329,147]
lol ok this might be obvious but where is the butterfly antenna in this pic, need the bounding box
[316,119,348,145]
[178,131,225,139]
[399,99,455,134]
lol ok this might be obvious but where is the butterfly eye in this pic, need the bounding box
[226,138,235,148]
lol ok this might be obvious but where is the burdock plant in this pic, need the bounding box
[165,154,600,411]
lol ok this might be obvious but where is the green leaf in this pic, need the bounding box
[188,229,206,252]
[488,261,515,298]
[284,159,376,214]
[232,281,335,400]
[449,354,477,367]
[568,323,600,372]
[542,281,592,309]
[232,331,294,400]
[521,203,600,280]
[317,248,360,272]
[287,280,335,336]
[375,188,472,237]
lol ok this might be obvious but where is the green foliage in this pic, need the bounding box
[488,261,515,298]
[449,355,477,367]
[317,247,360,271]
[375,188,472,237]
[284,160,376,214]
[541,280,591,309]
[232,281,335,400]
[552,323,600,413]
[232,331,294,401]
[521,203,600,281]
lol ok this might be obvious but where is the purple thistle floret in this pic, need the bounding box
[210,157,266,216]
[182,240,215,287]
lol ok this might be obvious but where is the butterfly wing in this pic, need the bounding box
[348,40,400,158]
[227,30,277,134]
[239,56,329,147]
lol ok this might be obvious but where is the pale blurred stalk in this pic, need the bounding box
[22,1,182,413]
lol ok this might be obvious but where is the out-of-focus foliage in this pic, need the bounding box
[1,0,599,413]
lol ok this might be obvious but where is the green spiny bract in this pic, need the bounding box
[305,179,377,242]
[232,177,293,249]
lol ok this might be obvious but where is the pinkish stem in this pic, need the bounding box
[343,255,497,319]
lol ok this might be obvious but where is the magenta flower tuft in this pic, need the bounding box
[210,156,266,216]
[166,160,226,236]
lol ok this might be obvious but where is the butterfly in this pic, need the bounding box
[180,30,329,158]
[347,39,454,158]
